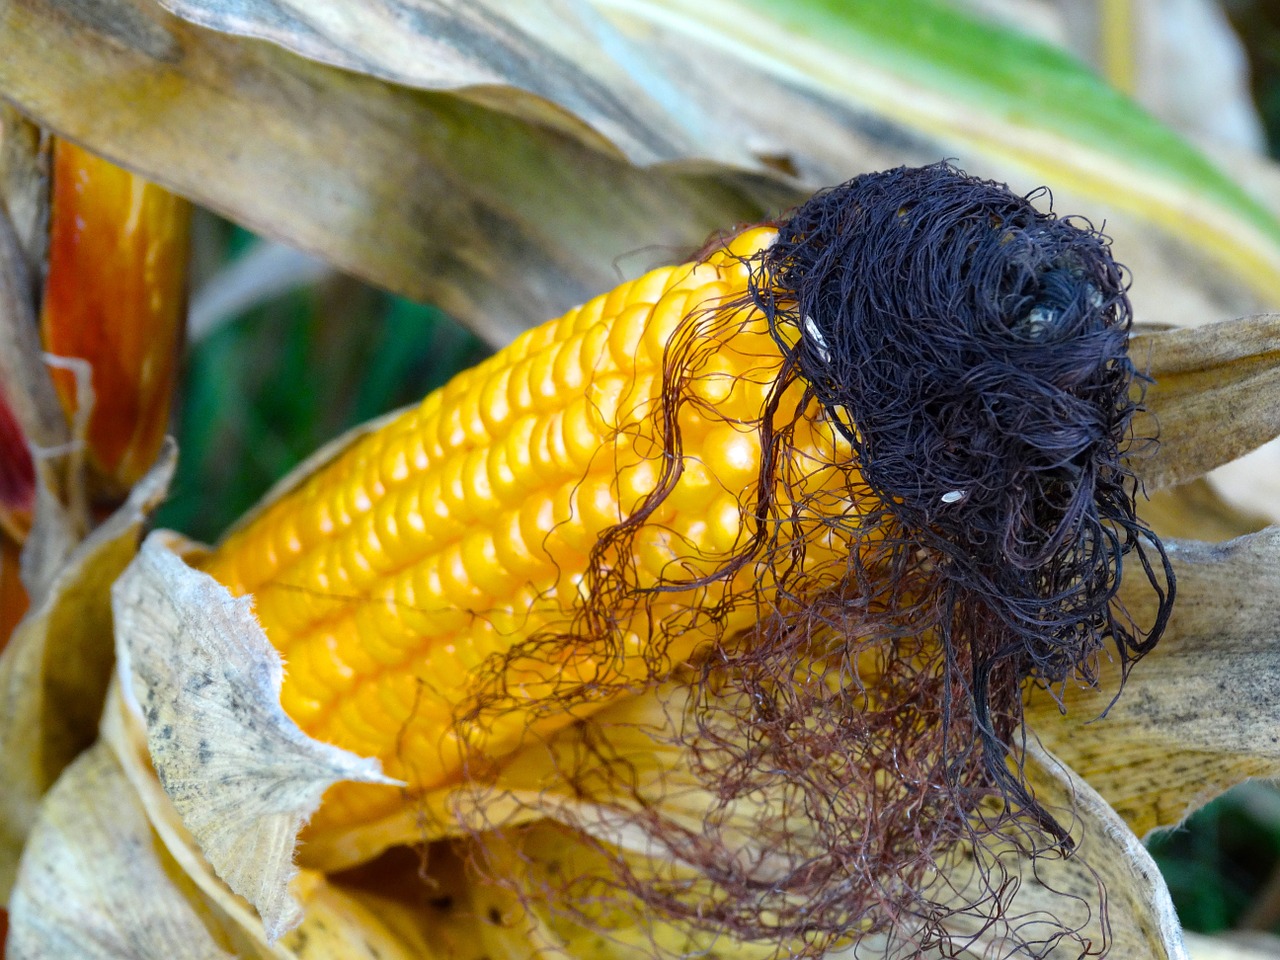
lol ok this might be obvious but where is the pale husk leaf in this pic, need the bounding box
[4,0,1278,344]
[925,742,1187,958]
[0,440,174,898]
[152,0,1280,319]
[0,0,798,345]
[1028,529,1280,838]
[98,682,432,960]
[6,741,236,960]
[303,684,1186,957]
[294,683,731,874]
[1139,477,1269,544]
[0,103,50,289]
[111,532,400,941]
[1131,315,1280,491]
[411,744,1187,959]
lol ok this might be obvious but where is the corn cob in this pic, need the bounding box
[199,226,860,833]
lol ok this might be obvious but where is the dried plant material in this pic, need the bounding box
[111,533,401,941]
[18,462,80,605]
[435,745,1186,959]
[1140,477,1269,543]
[1131,315,1280,490]
[150,0,1280,320]
[0,103,50,287]
[1029,529,1280,837]
[0,203,64,451]
[0,442,173,898]
[4,1,1278,341]
[932,743,1186,959]
[97,684,430,960]
[0,0,796,344]
[5,742,235,960]
[465,821,780,960]
[295,683,719,874]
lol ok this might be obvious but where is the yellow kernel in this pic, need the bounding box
[704,494,746,556]
[460,531,510,598]
[702,424,760,491]
[561,396,603,467]
[478,365,514,434]
[608,301,656,367]
[491,510,541,578]
[552,335,588,393]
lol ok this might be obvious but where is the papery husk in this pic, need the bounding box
[5,0,1278,344]
[1131,315,1280,492]
[302,676,1187,958]
[1029,529,1280,838]
[0,441,173,898]
[5,740,236,960]
[111,532,401,941]
[6,681,428,960]
[99,681,439,960]
[0,103,50,288]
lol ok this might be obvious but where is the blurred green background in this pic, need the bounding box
[152,0,1280,941]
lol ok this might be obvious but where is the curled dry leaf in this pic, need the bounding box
[928,743,1186,958]
[0,0,797,344]
[1131,315,1280,491]
[6,742,235,960]
[1029,529,1280,838]
[153,0,1280,308]
[0,440,174,898]
[4,0,1278,342]
[0,103,50,287]
[0,202,65,455]
[92,683,433,960]
[111,533,401,941]
[303,682,1187,956]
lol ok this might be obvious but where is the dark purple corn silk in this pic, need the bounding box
[750,162,1174,831]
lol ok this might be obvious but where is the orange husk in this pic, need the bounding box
[39,140,190,494]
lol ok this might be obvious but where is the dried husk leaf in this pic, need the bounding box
[294,683,728,874]
[94,682,434,960]
[411,745,1185,959]
[0,441,174,898]
[1131,315,1280,491]
[151,0,1280,318]
[464,821,779,960]
[1028,529,1280,838]
[0,0,799,345]
[0,103,50,288]
[4,0,1276,344]
[6,741,236,960]
[111,533,401,941]
[0,203,64,454]
[926,743,1186,958]
[1140,477,1269,543]
[304,682,1184,957]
